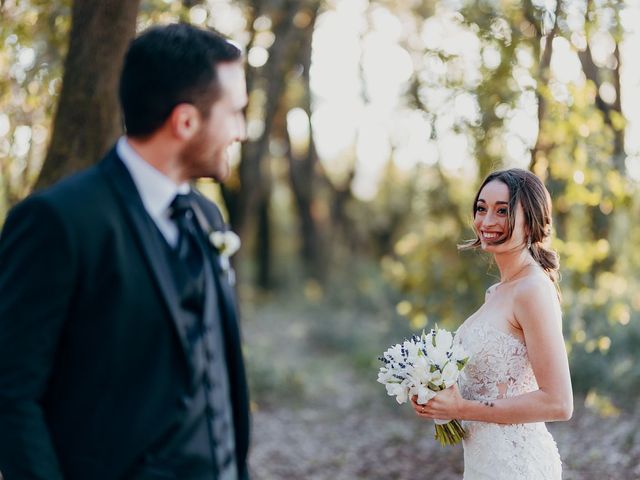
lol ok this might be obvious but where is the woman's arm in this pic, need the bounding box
[413,276,573,424]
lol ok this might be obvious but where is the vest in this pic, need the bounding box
[132,225,237,480]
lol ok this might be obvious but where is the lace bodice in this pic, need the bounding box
[457,320,538,402]
[455,315,562,479]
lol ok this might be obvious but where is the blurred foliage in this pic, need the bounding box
[0,0,198,219]
[1,0,639,407]
[0,0,71,215]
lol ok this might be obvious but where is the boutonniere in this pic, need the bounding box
[208,229,241,285]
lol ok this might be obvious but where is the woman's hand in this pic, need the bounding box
[411,385,465,420]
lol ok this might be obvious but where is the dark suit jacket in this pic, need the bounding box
[0,149,250,479]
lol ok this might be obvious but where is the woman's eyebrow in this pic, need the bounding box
[477,199,509,205]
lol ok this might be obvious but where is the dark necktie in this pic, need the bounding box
[170,193,205,312]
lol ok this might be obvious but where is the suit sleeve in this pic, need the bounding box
[0,195,77,479]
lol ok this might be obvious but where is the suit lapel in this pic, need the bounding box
[99,150,197,371]
[191,193,250,461]
[190,199,239,325]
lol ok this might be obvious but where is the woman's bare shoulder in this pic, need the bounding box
[513,270,555,298]
[512,270,561,323]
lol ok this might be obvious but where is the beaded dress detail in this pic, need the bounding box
[456,315,562,479]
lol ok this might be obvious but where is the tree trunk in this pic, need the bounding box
[224,1,299,233]
[576,1,624,273]
[255,195,272,289]
[528,0,561,177]
[524,1,570,241]
[35,0,141,189]
[611,42,625,172]
[286,2,326,281]
[223,0,302,289]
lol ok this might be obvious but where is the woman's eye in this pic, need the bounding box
[498,208,508,215]
[476,206,486,213]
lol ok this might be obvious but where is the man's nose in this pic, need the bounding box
[236,118,247,142]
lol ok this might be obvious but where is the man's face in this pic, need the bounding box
[181,61,248,182]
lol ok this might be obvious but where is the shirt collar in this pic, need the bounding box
[116,136,190,218]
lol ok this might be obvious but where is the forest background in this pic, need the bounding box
[2,0,640,478]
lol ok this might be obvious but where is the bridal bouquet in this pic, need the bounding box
[377,327,469,446]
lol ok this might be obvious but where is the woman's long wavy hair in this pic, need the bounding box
[459,168,561,292]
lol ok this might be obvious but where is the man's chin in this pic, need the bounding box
[190,163,230,183]
[209,154,231,183]
[211,165,230,183]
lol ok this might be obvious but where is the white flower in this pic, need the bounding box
[435,328,453,351]
[421,327,455,368]
[377,368,389,384]
[208,229,241,285]
[441,361,460,388]
[429,369,443,387]
[386,383,409,404]
[451,342,469,365]
[403,340,420,363]
[209,230,241,257]
[425,337,448,368]
[406,355,432,385]
[385,343,404,363]
[415,384,437,404]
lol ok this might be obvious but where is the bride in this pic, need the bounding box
[411,168,573,479]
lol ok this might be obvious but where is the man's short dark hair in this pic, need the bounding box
[119,23,242,137]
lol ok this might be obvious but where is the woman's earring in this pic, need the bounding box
[527,237,532,249]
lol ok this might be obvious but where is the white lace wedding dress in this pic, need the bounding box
[456,315,562,479]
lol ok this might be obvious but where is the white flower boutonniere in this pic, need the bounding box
[208,229,241,285]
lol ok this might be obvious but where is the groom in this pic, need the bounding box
[0,24,250,479]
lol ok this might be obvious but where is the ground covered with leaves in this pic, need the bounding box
[242,295,640,480]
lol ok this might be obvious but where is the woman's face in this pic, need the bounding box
[473,180,527,253]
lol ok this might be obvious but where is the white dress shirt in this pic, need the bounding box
[116,137,190,248]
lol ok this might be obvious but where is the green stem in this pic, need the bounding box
[434,420,466,446]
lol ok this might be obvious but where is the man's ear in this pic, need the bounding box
[169,103,201,140]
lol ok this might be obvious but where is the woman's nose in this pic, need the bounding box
[482,212,497,227]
